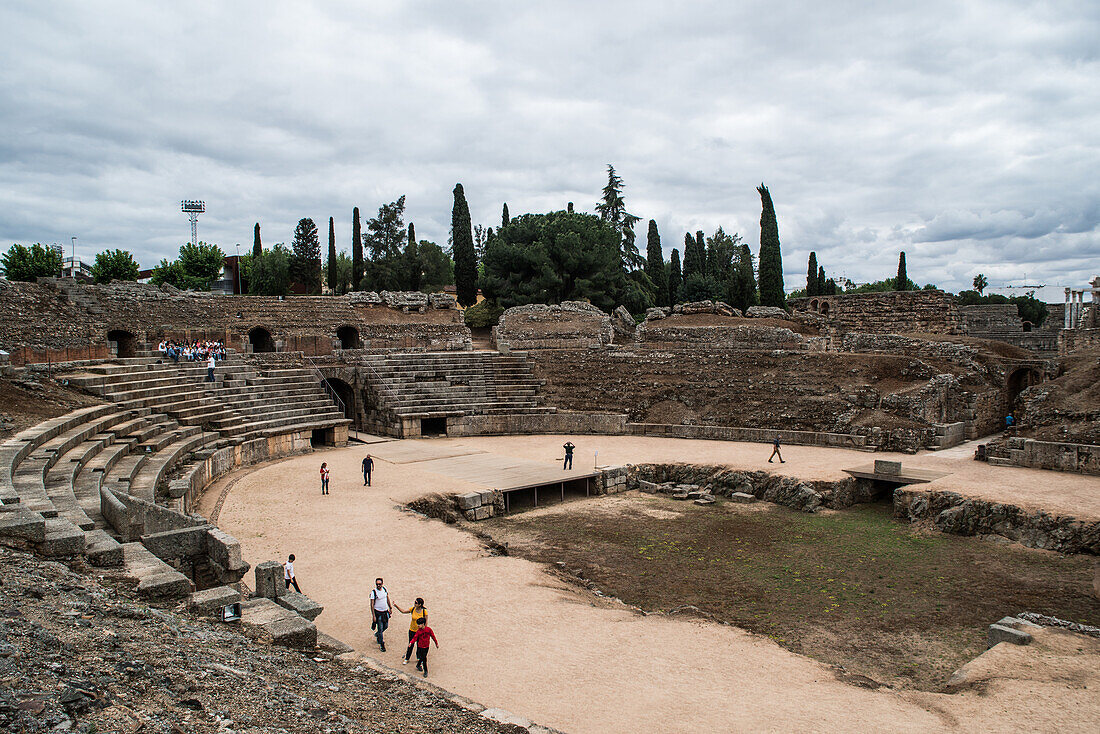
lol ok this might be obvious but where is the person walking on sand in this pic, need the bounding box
[362,454,374,486]
[768,435,785,464]
[409,616,439,677]
[395,597,427,665]
[370,577,393,651]
[320,462,330,495]
[563,441,575,470]
[284,554,301,593]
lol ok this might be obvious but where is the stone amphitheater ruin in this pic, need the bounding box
[1,275,1099,733]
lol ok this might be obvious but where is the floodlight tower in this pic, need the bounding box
[181,200,205,246]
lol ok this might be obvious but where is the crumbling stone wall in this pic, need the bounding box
[0,278,470,362]
[493,301,613,350]
[789,289,961,336]
[983,437,1099,475]
[960,304,1061,353]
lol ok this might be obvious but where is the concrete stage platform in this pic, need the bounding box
[366,439,599,508]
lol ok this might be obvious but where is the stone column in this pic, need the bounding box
[1065,288,1073,329]
[254,561,284,599]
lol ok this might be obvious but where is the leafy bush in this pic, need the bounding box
[463,299,504,328]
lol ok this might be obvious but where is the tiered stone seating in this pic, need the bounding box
[360,351,555,420]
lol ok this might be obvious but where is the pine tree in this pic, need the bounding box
[253,223,262,258]
[452,183,478,307]
[352,207,363,290]
[756,183,786,309]
[644,220,668,308]
[896,252,908,291]
[806,252,818,296]
[405,223,420,291]
[326,217,337,293]
[290,218,321,294]
[567,202,574,214]
[595,164,642,270]
[668,248,682,305]
[818,266,826,295]
[502,203,510,229]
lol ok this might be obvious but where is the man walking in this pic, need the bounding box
[362,454,374,486]
[563,441,575,470]
[284,554,301,593]
[370,577,393,651]
[768,435,785,463]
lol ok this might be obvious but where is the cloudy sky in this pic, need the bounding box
[2,0,1097,298]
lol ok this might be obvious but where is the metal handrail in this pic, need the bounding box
[302,354,347,418]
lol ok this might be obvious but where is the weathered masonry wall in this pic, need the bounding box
[789,290,961,336]
[984,437,1099,476]
[960,304,1060,353]
[493,301,613,350]
[0,279,470,363]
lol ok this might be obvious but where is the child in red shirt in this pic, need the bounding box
[409,617,439,677]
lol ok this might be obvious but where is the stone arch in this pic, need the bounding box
[248,326,275,353]
[336,325,361,350]
[819,301,831,317]
[1022,321,1033,332]
[810,300,819,312]
[1006,367,1041,408]
[106,329,137,358]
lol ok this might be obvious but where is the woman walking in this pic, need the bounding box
[395,597,428,665]
[320,462,330,495]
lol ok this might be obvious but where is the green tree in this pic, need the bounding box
[452,184,479,307]
[464,299,505,328]
[756,183,785,309]
[824,278,838,295]
[149,258,186,288]
[595,164,642,270]
[290,218,321,294]
[90,249,139,283]
[681,232,699,280]
[817,265,826,295]
[502,203,510,229]
[351,207,363,290]
[0,243,63,281]
[806,252,819,296]
[178,242,224,291]
[706,227,740,282]
[417,241,453,292]
[404,223,420,291]
[253,223,262,258]
[481,211,622,310]
[728,243,757,312]
[363,197,407,291]
[326,217,337,293]
[668,248,682,305]
[956,289,1047,327]
[322,251,353,295]
[249,244,291,296]
[896,252,908,291]
[679,272,723,303]
[644,220,669,308]
[973,273,988,295]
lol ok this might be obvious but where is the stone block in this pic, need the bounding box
[189,586,241,615]
[694,495,716,505]
[254,560,284,599]
[464,505,492,521]
[137,571,193,599]
[85,529,123,567]
[874,460,902,475]
[987,457,1015,467]
[39,517,85,557]
[0,508,46,543]
[276,591,324,621]
[671,491,689,500]
[746,305,789,320]
[987,623,1032,647]
[730,492,756,503]
[476,490,497,505]
[456,492,482,510]
[167,479,190,499]
[638,480,661,494]
[317,632,354,654]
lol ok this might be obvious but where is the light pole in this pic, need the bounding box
[235,244,242,294]
[71,236,76,277]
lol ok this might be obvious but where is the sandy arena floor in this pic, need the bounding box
[201,436,1100,733]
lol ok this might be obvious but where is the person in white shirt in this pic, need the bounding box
[370,577,394,651]
[284,554,300,593]
[206,353,216,382]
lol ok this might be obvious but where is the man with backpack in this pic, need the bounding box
[370,577,393,651]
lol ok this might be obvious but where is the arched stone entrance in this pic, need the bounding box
[336,325,360,350]
[323,377,356,422]
[249,327,275,353]
[819,302,830,316]
[1006,367,1041,408]
[107,329,137,358]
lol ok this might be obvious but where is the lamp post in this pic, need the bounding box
[235,244,242,294]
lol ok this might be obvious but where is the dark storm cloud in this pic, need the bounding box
[1,0,1097,297]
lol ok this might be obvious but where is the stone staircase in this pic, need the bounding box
[359,351,556,421]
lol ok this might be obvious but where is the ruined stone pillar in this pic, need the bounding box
[1065,288,1073,329]
[254,561,284,599]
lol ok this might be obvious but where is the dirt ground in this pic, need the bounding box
[480,495,1100,690]
[0,374,102,439]
[1017,347,1100,445]
[203,435,1100,734]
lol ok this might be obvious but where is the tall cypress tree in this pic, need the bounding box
[681,232,698,279]
[405,223,420,292]
[644,220,668,308]
[668,248,682,306]
[756,183,785,309]
[351,207,363,290]
[806,252,818,296]
[452,183,478,307]
[818,266,826,295]
[896,252,908,290]
[253,223,262,258]
[327,217,337,294]
[502,203,510,229]
[732,243,757,311]
[695,231,706,278]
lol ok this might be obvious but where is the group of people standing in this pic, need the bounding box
[370,578,438,677]
[318,454,373,495]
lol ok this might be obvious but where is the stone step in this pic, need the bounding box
[0,508,46,543]
[85,528,123,567]
[39,517,85,557]
[121,542,193,599]
[240,597,317,648]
